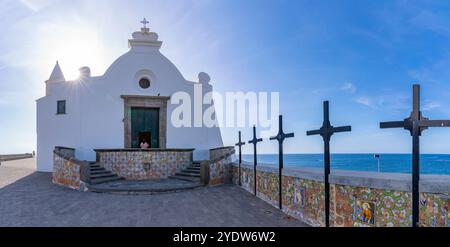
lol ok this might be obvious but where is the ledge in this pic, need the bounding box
[53,149,89,166]
[233,162,450,194]
[120,95,170,101]
[94,148,195,153]
[55,146,75,151]
[210,146,235,151]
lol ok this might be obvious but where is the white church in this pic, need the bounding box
[36,19,224,172]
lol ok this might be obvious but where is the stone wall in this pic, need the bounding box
[232,163,450,227]
[53,147,89,191]
[96,149,193,180]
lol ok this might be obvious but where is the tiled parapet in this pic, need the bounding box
[201,147,236,186]
[210,146,235,161]
[95,149,194,180]
[53,147,90,191]
[54,146,75,158]
[231,162,450,227]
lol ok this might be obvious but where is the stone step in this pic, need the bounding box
[90,170,111,175]
[88,179,204,194]
[90,173,116,179]
[176,171,200,177]
[90,176,124,185]
[169,175,201,183]
[181,169,200,174]
[90,167,104,171]
[185,168,200,173]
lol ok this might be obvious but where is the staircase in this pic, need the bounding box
[169,161,201,183]
[88,162,124,185]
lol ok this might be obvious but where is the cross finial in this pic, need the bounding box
[141,18,149,28]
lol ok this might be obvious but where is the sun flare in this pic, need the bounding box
[35,22,111,80]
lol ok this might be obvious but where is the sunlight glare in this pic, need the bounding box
[35,22,110,80]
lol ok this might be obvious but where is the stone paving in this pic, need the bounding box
[0,159,307,227]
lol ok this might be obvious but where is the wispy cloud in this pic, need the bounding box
[313,82,357,95]
[353,92,410,112]
[423,100,441,111]
[354,96,372,107]
[408,53,450,85]
[409,10,450,37]
[19,0,58,12]
[340,82,357,94]
[19,0,40,11]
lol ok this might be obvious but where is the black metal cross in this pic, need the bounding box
[235,131,246,186]
[380,84,450,227]
[270,115,294,210]
[307,101,351,227]
[248,126,263,196]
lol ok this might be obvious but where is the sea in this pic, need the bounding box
[241,153,450,175]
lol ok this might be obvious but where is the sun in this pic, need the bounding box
[35,22,111,80]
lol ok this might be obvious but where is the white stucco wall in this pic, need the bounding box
[36,27,223,172]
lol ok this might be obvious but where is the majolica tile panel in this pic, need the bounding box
[98,150,192,180]
[231,164,449,227]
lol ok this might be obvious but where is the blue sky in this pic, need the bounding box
[1,0,450,154]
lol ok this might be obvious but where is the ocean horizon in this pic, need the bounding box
[241,153,450,175]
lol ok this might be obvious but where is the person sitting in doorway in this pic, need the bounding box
[140,139,149,149]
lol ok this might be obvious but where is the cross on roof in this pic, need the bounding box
[141,18,149,28]
[380,84,450,227]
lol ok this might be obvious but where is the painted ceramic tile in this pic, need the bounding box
[354,200,375,225]
[294,186,305,208]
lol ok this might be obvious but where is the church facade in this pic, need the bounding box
[36,21,223,172]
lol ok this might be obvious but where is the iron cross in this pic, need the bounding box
[235,131,246,186]
[307,101,351,227]
[380,84,450,227]
[248,126,263,196]
[270,115,294,210]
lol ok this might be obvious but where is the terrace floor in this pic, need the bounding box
[0,158,307,227]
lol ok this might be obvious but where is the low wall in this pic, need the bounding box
[209,146,235,161]
[231,162,450,227]
[0,153,33,162]
[202,147,236,186]
[95,149,194,180]
[53,147,90,191]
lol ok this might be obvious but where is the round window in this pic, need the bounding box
[139,78,151,89]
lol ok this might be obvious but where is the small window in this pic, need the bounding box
[139,78,151,89]
[57,100,66,115]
